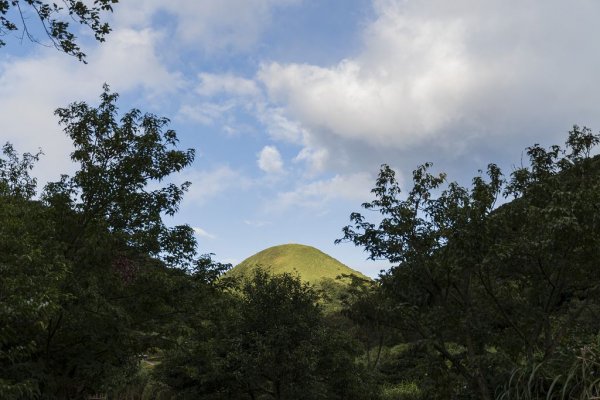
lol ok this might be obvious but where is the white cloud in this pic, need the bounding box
[294,146,329,176]
[114,0,302,53]
[258,11,471,148]
[89,28,183,95]
[0,0,302,187]
[257,0,600,172]
[178,102,236,125]
[197,73,260,98]
[257,145,284,174]
[0,27,180,185]
[177,72,263,130]
[274,172,374,211]
[182,166,251,205]
[257,106,307,144]
[193,226,216,239]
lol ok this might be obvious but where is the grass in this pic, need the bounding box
[227,243,369,285]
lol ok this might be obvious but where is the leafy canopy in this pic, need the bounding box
[52,84,196,268]
[339,126,600,399]
[0,86,200,398]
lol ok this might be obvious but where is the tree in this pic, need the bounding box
[52,83,196,268]
[338,126,600,399]
[0,0,118,62]
[1,86,200,398]
[0,144,67,398]
[157,269,373,399]
[339,276,391,372]
[41,85,197,396]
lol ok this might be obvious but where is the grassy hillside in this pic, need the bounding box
[228,243,369,285]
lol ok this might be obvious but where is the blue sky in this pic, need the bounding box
[2,0,600,277]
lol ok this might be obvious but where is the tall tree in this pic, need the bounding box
[0,144,67,398]
[1,86,200,398]
[52,83,196,268]
[339,127,600,399]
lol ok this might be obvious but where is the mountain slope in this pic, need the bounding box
[228,243,369,285]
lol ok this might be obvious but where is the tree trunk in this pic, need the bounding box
[465,332,492,400]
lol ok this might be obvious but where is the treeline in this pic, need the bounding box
[337,126,600,399]
[0,87,372,399]
[1,87,600,399]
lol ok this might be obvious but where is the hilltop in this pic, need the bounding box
[228,243,369,285]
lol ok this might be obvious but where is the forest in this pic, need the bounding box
[1,85,599,399]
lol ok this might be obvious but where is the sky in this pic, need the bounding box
[2,0,600,277]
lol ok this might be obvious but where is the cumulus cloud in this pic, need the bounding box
[256,106,308,144]
[0,0,302,185]
[258,4,473,148]
[0,27,181,185]
[257,0,600,173]
[293,146,330,175]
[257,145,284,174]
[274,172,374,211]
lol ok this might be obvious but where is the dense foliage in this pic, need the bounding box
[157,269,373,400]
[0,86,199,398]
[2,84,599,399]
[339,126,600,399]
[0,88,375,399]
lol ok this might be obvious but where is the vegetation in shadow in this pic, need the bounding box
[2,85,599,399]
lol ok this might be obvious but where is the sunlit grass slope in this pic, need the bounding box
[228,243,369,285]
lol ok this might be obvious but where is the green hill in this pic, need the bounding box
[228,243,369,285]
